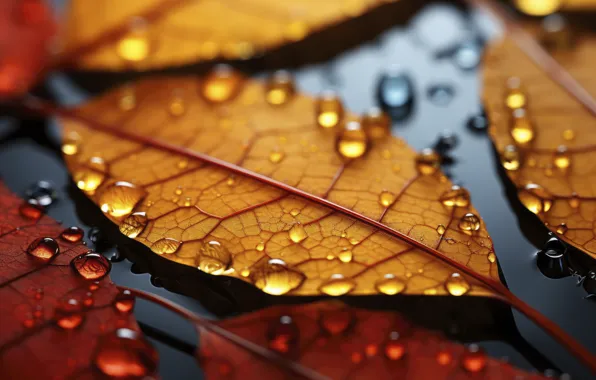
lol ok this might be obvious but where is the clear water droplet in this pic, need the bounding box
[60,226,84,243]
[250,259,305,295]
[377,71,414,121]
[362,107,390,139]
[200,64,243,104]
[151,238,181,255]
[445,273,470,296]
[27,237,59,260]
[119,212,148,238]
[336,120,368,159]
[71,252,111,280]
[99,181,146,218]
[198,241,231,275]
[55,298,84,330]
[458,213,480,232]
[25,180,57,207]
[319,274,355,296]
[375,274,406,295]
[439,185,470,207]
[265,71,295,106]
[93,328,158,378]
[315,91,343,128]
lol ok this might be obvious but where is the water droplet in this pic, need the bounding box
[55,298,84,330]
[151,238,181,255]
[168,90,186,117]
[255,241,265,252]
[453,40,482,71]
[93,328,158,378]
[541,13,572,50]
[319,274,355,296]
[338,249,352,263]
[466,110,489,132]
[568,193,579,209]
[114,289,135,314]
[433,130,459,153]
[377,70,414,121]
[226,176,236,186]
[537,240,569,279]
[554,145,571,169]
[505,77,526,109]
[461,344,486,372]
[267,315,298,354]
[34,288,44,301]
[518,183,553,214]
[458,213,481,232]
[384,332,406,360]
[19,200,44,220]
[445,273,470,296]
[200,64,243,104]
[74,156,107,194]
[117,85,136,111]
[62,134,81,156]
[319,309,354,335]
[177,160,188,169]
[269,149,285,164]
[119,212,148,239]
[265,71,295,106]
[436,350,452,365]
[427,84,455,106]
[99,181,146,218]
[71,252,111,280]
[25,180,57,207]
[556,223,568,235]
[116,17,151,63]
[436,224,446,235]
[362,107,390,139]
[240,268,250,277]
[251,259,305,295]
[378,191,395,207]
[510,108,534,144]
[562,129,575,141]
[501,145,521,171]
[488,252,496,263]
[375,274,406,295]
[440,185,470,207]
[415,148,440,175]
[289,209,300,217]
[336,121,368,159]
[315,91,343,128]
[288,224,307,243]
[83,292,94,308]
[60,226,84,243]
[198,241,231,275]
[27,237,59,260]
[514,0,562,15]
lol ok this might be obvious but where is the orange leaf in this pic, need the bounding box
[0,182,158,379]
[59,0,400,71]
[483,15,596,259]
[55,71,501,298]
[512,0,596,16]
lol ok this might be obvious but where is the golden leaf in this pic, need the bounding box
[483,21,596,258]
[57,70,501,297]
[512,0,596,16]
[59,0,399,70]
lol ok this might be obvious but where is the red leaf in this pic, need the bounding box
[0,182,158,379]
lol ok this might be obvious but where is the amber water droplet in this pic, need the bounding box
[55,298,84,330]
[362,107,390,139]
[256,241,265,252]
[83,292,94,308]
[488,252,497,263]
[60,226,84,243]
[168,90,186,116]
[569,193,579,209]
[379,191,395,207]
[440,185,470,207]
[269,149,285,164]
[288,224,307,243]
[114,289,135,314]
[510,108,534,144]
[518,183,553,214]
[505,77,526,109]
[118,86,136,111]
[251,259,305,295]
[117,17,150,63]
[336,121,368,159]
[265,71,295,106]
[240,268,250,277]
[177,160,188,169]
[554,145,571,169]
[74,156,107,193]
[375,274,406,295]
[119,212,148,239]
[436,350,452,365]
[198,241,231,275]
[19,200,44,220]
[556,223,568,235]
[319,274,355,296]
[319,309,354,335]
[71,252,111,280]
[338,249,353,263]
[267,315,298,354]
[201,64,243,104]
[27,237,59,260]
[445,273,471,296]
[461,344,486,372]
[562,129,575,141]
[89,282,100,292]
[62,134,81,156]
[501,144,521,171]
[290,209,300,217]
[458,213,481,232]
[151,238,181,255]
[99,181,146,218]
[384,332,406,360]
[34,288,44,301]
[94,328,158,378]
[315,91,343,128]
[436,224,446,235]
[226,176,236,186]
[415,148,440,175]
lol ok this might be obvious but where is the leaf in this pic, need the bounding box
[56,71,501,298]
[0,182,158,379]
[59,0,396,71]
[512,0,596,16]
[483,19,596,259]
[0,0,55,98]
[196,301,552,379]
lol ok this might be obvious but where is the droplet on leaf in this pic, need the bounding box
[501,145,521,171]
[319,309,354,335]
[256,241,265,251]
[436,350,452,365]
[378,191,395,207]
[461,344,486,372]
[288,224,307,244]
[55,298,84,330]
[269,149,285,164]
[375,274,406,295]
[362,107,390,139]
[62,134,81,156]
[319,274,355,296]
[19,200,44,220]
[118,86,136,111]
[384,333,406,360]
[518,183,553,214]
[505,77,526,109]
[415,148,440,175]
[71,252,111,280]
[338,249,352,263]
[198,241,232,275]
[25,180,57,207]
[556,223,568,235]
[436,224,446,235]
[74,156,107,193]
[99,181,146,218]
[114,289,135,314]
[553,145,571,169]
[251,259,305,295]
[265,71,295,106]
[151,238,181,255]
[445,273,470,296]
[116,17,151,63]
[119,212,148,239]
[568,193,579,209]
[267,315,298,354]
[60,226,84,243]
[168,90,186,116]
[440,185,470,207]
[27,237,59,260]
[510,108,534,144]
[315,91,343,128]
[200,64,243,104]
[290,209,300,217]
[93,328,158,378]
[458,213,480,232]
[336,120,368,159]
[562,129,575,141]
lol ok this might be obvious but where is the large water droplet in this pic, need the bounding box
[60,226,84,243]
[99,182,146,218]
[378,191,395,207]
[377,71,414,121]
[375,274,406,295]
[267,315,299,354]
[93,328,158,378]
[74,157,108,194]
[336,120,368,159]
[265,71,295,106]
[251,259,305,295]
[445,273,470,296]
[415,148,440,175]
[27,237,59,261]
[114,289,135,314]
[288,224,307,244]
[319,274,355,296]
[116,17,151,63]
[71,252,111,280]
[458,213,480,232]
[315,91,343,128]
[119,212,148,239]
[19,200,44,220]
[362,107,390,139]
[55,298,84,330]
[461,344,486,372]
[201,64,243,104]
[198,241,231,275]
[338,248,353,263]
[537,237,569,279]
[518,183,553,214]
[151,238,181,255]
[25,180,57,207]
[439,185,470,207]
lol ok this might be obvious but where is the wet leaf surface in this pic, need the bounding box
[56,73,502,298]
[483,20,596,259]
[0,182,154,379]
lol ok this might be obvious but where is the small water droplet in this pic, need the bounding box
[269,149,285,164]
[379,191,395,207]
[198,241,231,275]
[267,315,298,354]
[226,176,236,186]
[71,252,111,280]
[99,181,146,218]
[439,185,470,207]
[315,91,343,128]
[445,273,470,296]
[553,145,571,169]
[362,107,390,139]
[415,148,440,175]
[338,249,352,263]
[436,350,452,365]
[255,241,265,252]
[458,213,480,232]
[562,129,575,141]
[384,332,406,360]
[62,134,81,156]
[177,160,188,169]
[83,292,94,308]
[60,226,84,243]
[505,77,526,109]
[427,84,455,106]
[537,239,569,279]
[200,64,243,104]
[74,157,107,194]
[89,282,100,292]
[510,108,534,144]
[288,224,307,243]
[461,344,486,372]
[568,192,579,209]
[436,224,446,235]
[240,268,250,277]
[501,145,521,171]
[116,17,151,63]
[289,209,300,217]
[168,90,186,116]
[375,274,406,295]
[466,109,489,132]
[25,180,57,207]
[250,259,305,295]
[34,288,44,301]
[336,120,368,159]
[55,298,84,330]
[453,40,482,71]
[27,237,59,260]
[319,274,355,296]
[114,289,135,314]
[151,238,181,255]
[319,309,354,335]
[119,212,148,239]
[518,183,553,214]
[433,130,459,153]
[556,223,568,235]
[93,328,158,378]
[265,71,295,106]
[488,252,496,263]
[377,71,414,121]
[19,200,44,220]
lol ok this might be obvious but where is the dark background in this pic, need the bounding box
[0,1,594,379]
